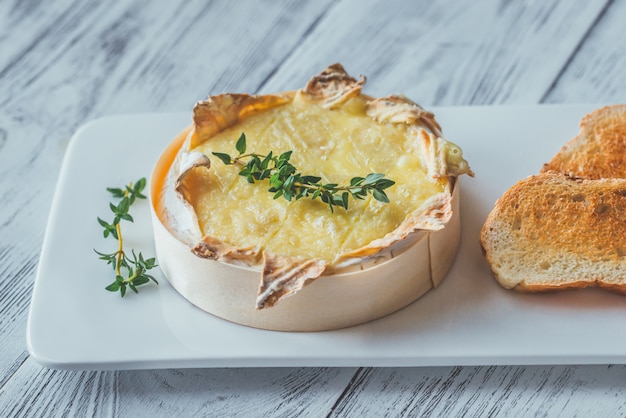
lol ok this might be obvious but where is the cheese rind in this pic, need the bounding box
[153,64,471,323]
[151,158,461,330]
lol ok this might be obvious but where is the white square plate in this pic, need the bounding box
[27,105,626,370]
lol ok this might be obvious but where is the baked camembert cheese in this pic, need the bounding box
[150,64,472,331]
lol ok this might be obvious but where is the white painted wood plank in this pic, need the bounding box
[544,0,626,103]
[326,365,626,417]
[0,361,358,417]
[0,364,116,417]
[261,0,608,106]
[0,0,334,120]
[4,362,626,417]
[2,0,626,416]
[0,115,64,392]
[0,0,80,65]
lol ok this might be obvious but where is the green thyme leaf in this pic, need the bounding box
[95,178,158,297]
[212,152,232,165]
[364,173,385,185]
[106,187,125,198]
[105,281,120,292]
[372,189,390,203]
[212,133,396,212]
[236,132,247,155]
[133,276,150,287]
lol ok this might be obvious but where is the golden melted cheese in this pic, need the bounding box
[185,95,446,262]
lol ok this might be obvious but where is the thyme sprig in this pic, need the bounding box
[95,178,158,297]
[212,133,395,212]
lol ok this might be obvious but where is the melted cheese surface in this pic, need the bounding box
[186,95,446,261]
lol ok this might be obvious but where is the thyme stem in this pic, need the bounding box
[115,223,123,277]
[213,133,395,212]
[95,177,158,297]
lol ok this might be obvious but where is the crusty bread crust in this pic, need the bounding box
[480,172,626,294]
[542,104,626,179]
[483,105,626,295]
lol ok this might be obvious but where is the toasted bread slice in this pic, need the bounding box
[542,104,626,179]
[480,171,626,294]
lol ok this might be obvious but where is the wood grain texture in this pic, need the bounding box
[0,115,62,392]
[2,0,626,416]
[327,365,626,417]
[544,0,626,103]
[260,0,607,105]
[0,363,116,417]
[0,363,357,417]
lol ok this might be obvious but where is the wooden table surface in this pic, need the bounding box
[2,0,626,416]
